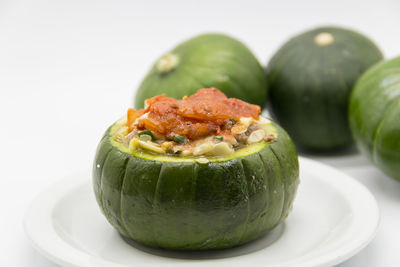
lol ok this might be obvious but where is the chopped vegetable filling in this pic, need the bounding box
[112,88,277,157]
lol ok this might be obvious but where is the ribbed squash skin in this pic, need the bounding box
[266,26,383,151]
[349,57,400,181]
[134,33,267,108]
[93,122,299,250]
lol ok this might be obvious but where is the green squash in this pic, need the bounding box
[349,57,400,181]
[266,26,383,151]
[134,33,267,108]
[93,122,299,250]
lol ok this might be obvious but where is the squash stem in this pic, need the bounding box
[156,53,180,73]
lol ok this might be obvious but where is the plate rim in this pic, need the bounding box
[24,156,380,267]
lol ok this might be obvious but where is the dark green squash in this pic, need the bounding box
[93,122,299,250]
[134,33,267,108]
[266,26,383,151]
[349,57,400,181]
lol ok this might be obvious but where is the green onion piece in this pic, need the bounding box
[166,147,174,154]
[138,130,154,140]
[229,118,237,125]
[139,134,152,142]
[173,135,188,145]
[213,136,224,141]
[174,150,182,155]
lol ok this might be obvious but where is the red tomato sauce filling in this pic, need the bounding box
[127,88,261,140]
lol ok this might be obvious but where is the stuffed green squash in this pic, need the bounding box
[349,57,400,181]
[93,88,299,250]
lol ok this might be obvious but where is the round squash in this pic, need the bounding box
[93,122,299,250]
[349,57,400,181]
[134,33,267,108]
[266,26,383,151]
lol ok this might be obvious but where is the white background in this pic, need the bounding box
[1,0,400,266]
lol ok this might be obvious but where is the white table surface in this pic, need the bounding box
[1,0,399,266]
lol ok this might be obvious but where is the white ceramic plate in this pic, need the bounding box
[24,157,379,267]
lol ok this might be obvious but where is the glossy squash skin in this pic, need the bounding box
[266,26,383,151]
[349,57,400,181]
[134,33,267,108]
[93,122,299,250]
